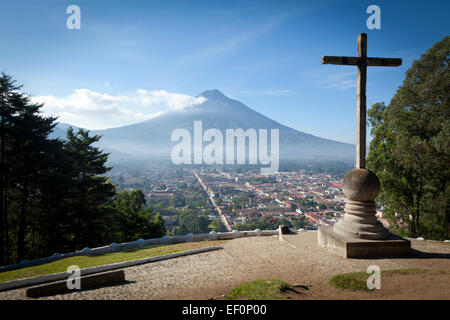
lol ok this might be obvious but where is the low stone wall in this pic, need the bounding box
[0,246,223,292]
[0,229,278,274]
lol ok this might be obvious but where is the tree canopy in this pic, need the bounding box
[367,36,449,239]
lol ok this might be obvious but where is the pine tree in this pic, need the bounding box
[0,74,22,264]
[0,73,62,263]
[63,128,116,250]
[8,91,58,261]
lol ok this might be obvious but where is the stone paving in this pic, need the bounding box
[0,232,449,300]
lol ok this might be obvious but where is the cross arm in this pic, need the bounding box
[321,56,360,65]
[366,57,402,67]
[321,56,402,67]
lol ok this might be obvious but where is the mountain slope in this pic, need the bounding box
[53,89,355,162]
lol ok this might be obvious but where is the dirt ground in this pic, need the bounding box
[276,272,450,300]
[0,232,449,300]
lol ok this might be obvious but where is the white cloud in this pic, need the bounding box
[31,89,206,130]
[302,67,358,91]
[321,71,356,90]
[134,89,206,110]
[319,70,376,90]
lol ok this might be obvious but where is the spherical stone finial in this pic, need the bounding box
[342,168,380,201]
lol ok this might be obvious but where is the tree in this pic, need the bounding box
[151,213,166,238]
[208,218,225,232]
[8,91,59,261]
[30,141,74,258]
[292,216,307,230]
[174,212,210,234]
[0,73,171,265]
[367,36,449,239]
[64,128,116,249]
[0,74,23,265]
[275,217,292,228]
[174,224,189,236]
[114,189,166,242]
[169,194,186,207]
[234,216,279,231]
[0,73,64,263]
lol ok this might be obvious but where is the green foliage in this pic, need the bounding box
[226,279,292,300]
[245,176,277,184]
[367,36,450,239]
[208,218,226,232]
[173,212,210,235]
[231,196,251,210]
[234,214,307,231]
[152,213,166,237]
[295,197,319,209]
[235,216,280,231]
[186,191,209,210]
[113,189,166,243]
[62,128,117,250]
[329,269,428,292]
[0,73,69,263]
[147,199,179,216]
[174,224,189,236]
[169,194,186,207]
[0,74,167,265]
[329,272,370,292]
[292,216,307,229]
[276,217,293,228]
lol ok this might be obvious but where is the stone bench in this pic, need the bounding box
[26,270,126,298]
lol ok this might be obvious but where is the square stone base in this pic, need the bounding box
[318,225,411,258]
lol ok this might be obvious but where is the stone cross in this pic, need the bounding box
[321,33,402,168]
[318,34,411,258]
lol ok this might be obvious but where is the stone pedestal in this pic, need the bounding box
[318,168,410,258]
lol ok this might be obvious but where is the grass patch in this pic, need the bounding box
[226,279,292,300]
[382,268,427,275]
[329,268,429,292]
[0,240,227,283]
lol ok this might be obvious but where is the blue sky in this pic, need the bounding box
[0,0,448,143]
